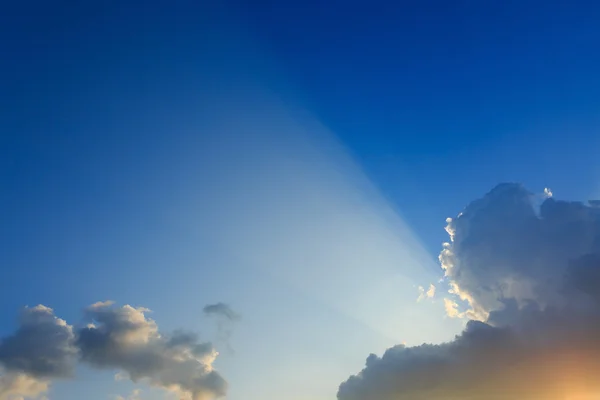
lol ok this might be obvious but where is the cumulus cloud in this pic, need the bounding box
[338,183,600,400]
[0,305,76,400]
[0,372,49,400]
[77,302,225,400]
[0,302,227,400]
[0,305,76,378]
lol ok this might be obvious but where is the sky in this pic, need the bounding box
[1,1,600,400]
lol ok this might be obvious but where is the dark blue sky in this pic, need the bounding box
[232,0,600,240]
[1,2,600,399]
[3,1,600,254]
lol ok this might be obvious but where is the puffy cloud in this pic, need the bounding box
[0,305,78,400]
[0,302,227,400]
[440,183,600,319]
[0,305,75,399]
[0,305,76,379]
[338,183,600,400]
[0,372,49,400]
[77,302,226,400]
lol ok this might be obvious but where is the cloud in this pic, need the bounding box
[442,298,463,319]
[0,302,227,400]
[417,284,436,302]
[77,302,226,400]
[202,303,240,321]
[0,372,49,400]
[338,183,600,400]
[114,388,142,400]
[0,305,76,399]
[203,303,240,354]
[0,305,76,379]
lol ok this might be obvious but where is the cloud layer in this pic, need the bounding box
[0,302,226,400]
[338,183,600,400]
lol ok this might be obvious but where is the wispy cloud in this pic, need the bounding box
[416,284,436,302]
[203,303,241,321]
[203,303,241,355]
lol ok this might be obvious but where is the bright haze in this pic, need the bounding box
[2,1,600,400]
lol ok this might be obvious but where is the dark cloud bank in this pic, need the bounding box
[339,183,600,400]
[0,301,236,400]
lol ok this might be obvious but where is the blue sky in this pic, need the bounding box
[2,1,600,400]
[237,0,600,242]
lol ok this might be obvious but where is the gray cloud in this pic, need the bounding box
[0,305,76,378]
[338,183,600,400]
[0,301,227,400]
[77,301,226,400]
[0,305,76,399]
[203,303,240,354]
[203,303,241,321]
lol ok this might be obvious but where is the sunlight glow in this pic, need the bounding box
[180,92,454,345]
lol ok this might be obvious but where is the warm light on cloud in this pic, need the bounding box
[417,284,436,302]
[338,183,600,400]
[0,372,49,400]
[442,298,462,318]
[0,302,230,400]
[78,302,225,399]
[115,388,142,400]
